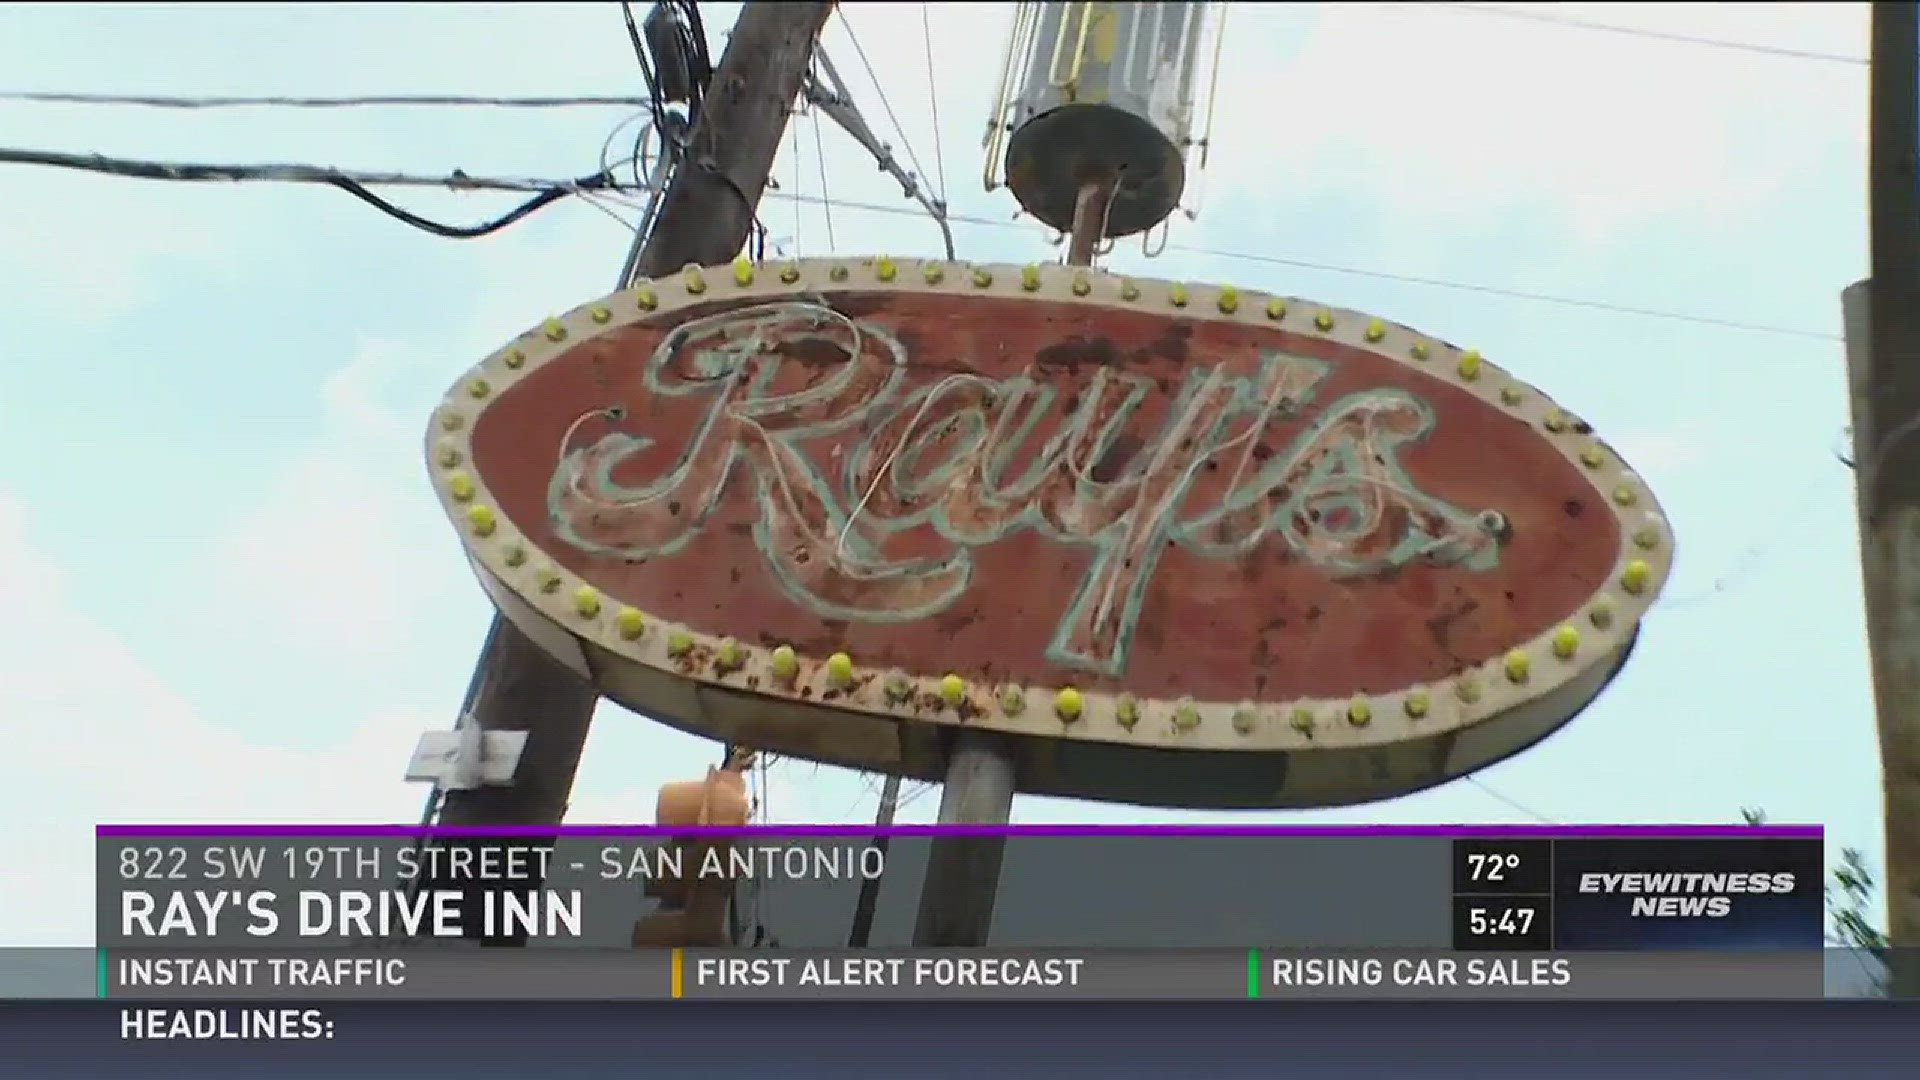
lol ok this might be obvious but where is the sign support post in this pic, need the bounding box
[911,170,1120,948]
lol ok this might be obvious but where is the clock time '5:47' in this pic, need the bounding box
[1451,897,1552,951]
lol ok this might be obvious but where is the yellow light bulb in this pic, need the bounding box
[1551,625,1579,658]
[1314,311,1334,331]
[543,319,567,342]
[1071,273,1091,296]
[1265,298,1287,320]
[1172,702,1200,730]
[940,674,965,706]
[466,505,496,537]
[1504,649,1531,682]
[447,472,475,501]
[971,267,993,287]
[923,263,944,284]
[1000,686,1026,715]
[635,287,658,311]
[616,607,646,640]
[1364,319,1385,342]
[589,305,611,324]
[1404,690,1430,719]
[683,267,707,294]
[1021,265,1042,291]
[1218,286,1240,314]
[573,586,601,618]
[1169,283,1189,307]
[1055,687,1084,722]
[1347,699,1372,726]
[875,256,897,282]
[1458,350,1482,379]
[1115,694,1140,728]
[826,652,854,687]
[1289,707,1316,733]
[1621,559,1652,594]
[780,264,801,284]
[732,257,754,286]
[770,644,798,680]
[666,630,693,658]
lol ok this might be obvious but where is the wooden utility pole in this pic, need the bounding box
[1845,1,1918,996]
[911,172,1124,947]
[432,0,836,941]
[846,774,899,947]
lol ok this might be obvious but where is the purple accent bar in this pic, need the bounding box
[94,823,1824,839]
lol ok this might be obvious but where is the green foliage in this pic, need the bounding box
[1741,807,1888,985]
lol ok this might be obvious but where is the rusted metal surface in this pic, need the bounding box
[432,259,1672,807]
[467,290,1615,704]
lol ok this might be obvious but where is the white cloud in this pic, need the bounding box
[1200,2,1862,244]
[203,337,452,667]
[0,4,1885,954]
[1610,420,1726,473]
[0,492,428,945]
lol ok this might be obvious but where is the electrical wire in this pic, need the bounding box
[618,0,765,260]
[837,8,938,207]
[0,146,629,238]
[810,107,838,251]
[0,90,659,108]
[1466,776,1559,823]
[752,188,1840,343]
[919,3,948,206]
[4,136,1838,342]
[1418,2,1868,67]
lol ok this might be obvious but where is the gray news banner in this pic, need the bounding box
[91,829,1825,1000]
[99,831,1471,949]
[92,948,1820,1001]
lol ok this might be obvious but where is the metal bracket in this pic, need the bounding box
[403,722,528,790]
[802,46,956,260]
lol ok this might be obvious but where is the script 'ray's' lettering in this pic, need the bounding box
[548,303,1505,677]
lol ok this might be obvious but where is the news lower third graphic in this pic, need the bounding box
[58,822,1836,1040]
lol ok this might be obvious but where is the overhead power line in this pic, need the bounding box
[0,146,635,238]
[757,189,1842,343]
[0,91,657,109]
[0,142,1843,342]
[0,146,621,192]
[1421,3,1868,66]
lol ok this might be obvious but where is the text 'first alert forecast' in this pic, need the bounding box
[697,956,1085,989]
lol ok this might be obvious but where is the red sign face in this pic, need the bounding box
[429,260,1671,805]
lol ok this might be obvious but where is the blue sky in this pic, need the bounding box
[0,0,1884,959]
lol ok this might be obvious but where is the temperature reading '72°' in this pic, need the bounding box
[1467,852,1522,882]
